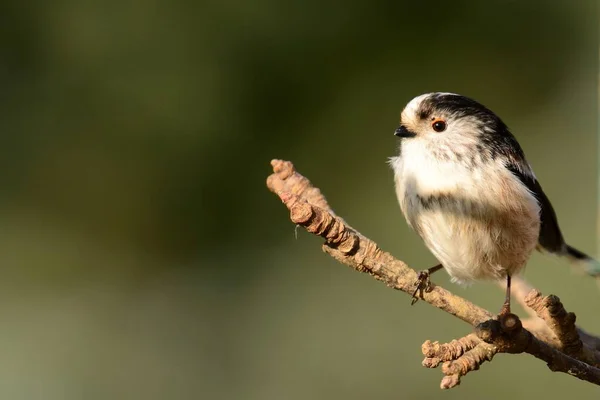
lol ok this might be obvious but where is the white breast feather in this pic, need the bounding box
[391,139,541,285]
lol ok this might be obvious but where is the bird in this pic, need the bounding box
[389,92,600,316]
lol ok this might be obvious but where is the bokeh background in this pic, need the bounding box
[0,0,598,399]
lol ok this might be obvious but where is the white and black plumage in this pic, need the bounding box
[390,92,599,314]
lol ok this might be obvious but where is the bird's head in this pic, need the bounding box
[395,92,519,162]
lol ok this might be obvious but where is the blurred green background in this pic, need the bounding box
[0,0,598,399]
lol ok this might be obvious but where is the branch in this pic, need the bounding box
[266,159,600,389]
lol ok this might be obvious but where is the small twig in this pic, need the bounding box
[267,160,334,215]
[525,290,600,367]
[440,342,497,389]
[525,290,582,355]
[422,334,482,368]
[422,334,496,389]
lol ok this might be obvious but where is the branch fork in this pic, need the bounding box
[266,159,600,389]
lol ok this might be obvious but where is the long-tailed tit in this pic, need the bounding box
[390,92,600,315]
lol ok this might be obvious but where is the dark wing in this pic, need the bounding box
[506,163,565,253]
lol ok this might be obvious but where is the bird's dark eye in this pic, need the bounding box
[432,119,447,132]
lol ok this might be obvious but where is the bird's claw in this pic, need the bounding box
[411,270,433,305]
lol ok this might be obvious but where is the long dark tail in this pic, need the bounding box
[565,245,600,277]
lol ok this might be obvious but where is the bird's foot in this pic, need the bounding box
[411,270,434,305]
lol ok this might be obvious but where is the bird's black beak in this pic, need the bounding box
[394,125,416,138]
